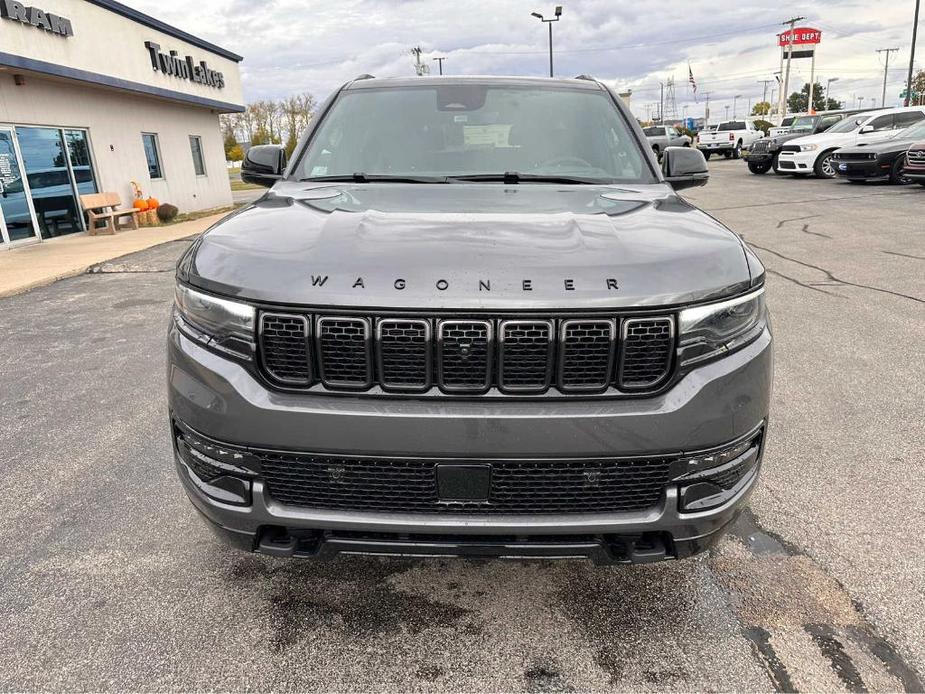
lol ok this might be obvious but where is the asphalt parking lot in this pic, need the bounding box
[1,159,923,691]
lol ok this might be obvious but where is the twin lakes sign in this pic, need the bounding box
[144,41,226,90]
[0,0,73,37]
[778,26,822,59]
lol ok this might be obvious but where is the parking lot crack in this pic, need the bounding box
[743,239,925,305]
[776,215,821,229]
[881,250,925,262]
[766,269,843,297]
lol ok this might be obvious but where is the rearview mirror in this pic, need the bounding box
[241,144,287,187]
[662,146,709,190]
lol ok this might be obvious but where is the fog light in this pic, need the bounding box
[676,431,763,512]
[174,424,257,506]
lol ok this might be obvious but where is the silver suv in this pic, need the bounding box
[168,76,772,564]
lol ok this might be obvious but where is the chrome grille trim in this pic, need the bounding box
[498,319,555,394]
[316,316,372,389]
[557,319,616,393]
[907,150,925,162]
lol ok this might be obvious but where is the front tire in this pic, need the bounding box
[748,160,771,174]
[889,157,912,185]
[814,151,838,178]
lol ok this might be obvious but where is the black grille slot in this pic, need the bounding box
[259,313,311,384]
[260,452,673,514]
[499,320,554,393]
[438,320,492,393]
[558,319,615,391]
[619,318,674,389]
[317,317,371,389]
[377,319,431,391]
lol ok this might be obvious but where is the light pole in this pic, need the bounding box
[825,77,839,108]
[531,6,562,78]
[905,0,921,105]
[724,104,730,120]
[732,94,742,118]
[432,57,446,75]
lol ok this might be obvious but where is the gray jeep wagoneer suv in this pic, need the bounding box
[168,76,772,564]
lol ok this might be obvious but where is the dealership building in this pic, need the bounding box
[0,0,244,249]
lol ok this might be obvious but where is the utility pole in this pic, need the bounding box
[905,0,921,105]
[779,16,806,120]
[758,79,773,105]
[825,77,839,108]
[410,46,429,76]
[877,47,900,107]
[432,57,446,75]
[733,94,742,118]
[702,91,713,124]
[659,81,665,123]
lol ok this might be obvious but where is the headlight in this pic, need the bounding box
[678,287,766,366]
[799,144,818,152]
[174,284,255,359]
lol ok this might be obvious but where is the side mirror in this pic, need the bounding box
[662,146,709,190]
[859,125,874,134]
[241,144,287,187]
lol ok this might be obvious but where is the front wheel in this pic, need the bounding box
[748,160,771,174]
[889,157,912,185]
[814,151,838,178]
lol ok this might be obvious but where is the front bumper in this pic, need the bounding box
[836,159,890,180]
[776,149,816,174]
[167,324,773,564]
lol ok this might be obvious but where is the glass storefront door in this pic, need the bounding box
[0,127,40,246]
[17,127,87,238]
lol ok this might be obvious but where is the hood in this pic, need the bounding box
[838,137,919,155]
[186,182,752,310]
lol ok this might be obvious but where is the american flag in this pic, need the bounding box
[689,64,698,101]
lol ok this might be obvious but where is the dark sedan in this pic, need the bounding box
[832,120,925,184]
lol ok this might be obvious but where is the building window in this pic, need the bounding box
[142,133,163,179]
[189,135,206,176]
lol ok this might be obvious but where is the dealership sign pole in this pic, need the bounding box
[777,25,822,116]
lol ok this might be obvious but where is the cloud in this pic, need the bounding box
[129,0,922,118]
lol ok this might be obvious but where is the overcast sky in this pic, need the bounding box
[131,0,921,120]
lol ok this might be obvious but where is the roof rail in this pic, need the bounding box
[354,74,376,81]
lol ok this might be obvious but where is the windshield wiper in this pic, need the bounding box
[299,173,447,183]
[448,172,606,185]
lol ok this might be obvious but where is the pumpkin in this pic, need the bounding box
[132,198,149,212]
[146,197,160,209]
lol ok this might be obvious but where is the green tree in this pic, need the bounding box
[907,68,925,105]
[284,130,299,158]
[227,144,244,162]
[787,82,842,113]
[752,101,771,116]
[223,131,238,159]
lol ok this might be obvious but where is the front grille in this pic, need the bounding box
[619,318,674,388]
[260,452,673,514]
[780,145,801,153]
[317,317,371,388]
[907,150,925,162]
[835,152,876,161]
[750,141,768,153]
[258,311,676,397]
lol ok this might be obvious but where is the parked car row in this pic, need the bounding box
[736,105,925,185]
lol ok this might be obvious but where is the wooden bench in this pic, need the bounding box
[79,192,139,235]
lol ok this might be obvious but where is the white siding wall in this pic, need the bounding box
[0,74,232,212]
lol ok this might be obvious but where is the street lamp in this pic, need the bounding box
[531,6,562,77]
[732,94,742,118]
[432,56,446,75]
[825,77,839,108]
[724,104,730,119]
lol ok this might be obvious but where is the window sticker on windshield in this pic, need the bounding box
[310,166,328,176]
[463,124,511,147]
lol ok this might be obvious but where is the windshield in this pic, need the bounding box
[295,84,654,184]
[789,116,820,133]
[780,117,795,127]
[826,115,868,134]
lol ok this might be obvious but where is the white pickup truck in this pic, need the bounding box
[696,120,764,159]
